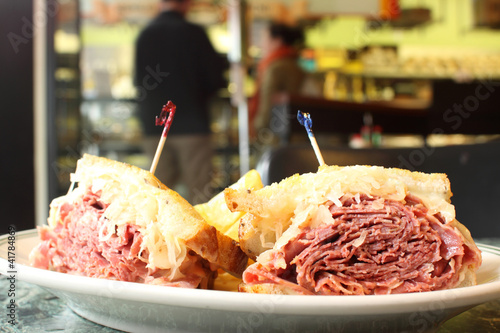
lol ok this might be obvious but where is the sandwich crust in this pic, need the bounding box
[239,282,304,295]
[74,153,168,190]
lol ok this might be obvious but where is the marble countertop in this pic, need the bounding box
[2,239,500,333]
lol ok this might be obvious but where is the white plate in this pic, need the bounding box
[1,229,500,333]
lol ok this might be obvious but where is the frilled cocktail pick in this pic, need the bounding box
[150,101,176,175]
[297,110,325,166]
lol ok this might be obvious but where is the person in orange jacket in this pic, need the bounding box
[248,22,306,139]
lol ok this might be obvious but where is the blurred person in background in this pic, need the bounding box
[248,21,306,140]
[134,0,226,204]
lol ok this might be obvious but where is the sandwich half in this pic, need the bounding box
[30,154,247,288]
[225,165,482,295]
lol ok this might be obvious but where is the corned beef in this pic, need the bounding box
[243,194,481,295]
[30,188,214,288]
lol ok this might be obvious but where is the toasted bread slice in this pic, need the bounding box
[45,154,248,279]
[195,169,263,242]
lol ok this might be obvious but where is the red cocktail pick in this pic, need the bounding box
[150,101,176,175]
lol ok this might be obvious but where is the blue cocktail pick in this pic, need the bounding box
[297,111,313,137]
[297,111,325,166]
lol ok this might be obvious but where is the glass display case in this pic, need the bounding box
[43,0,242,203]
[48,0,82,199]
[78,0,155,169]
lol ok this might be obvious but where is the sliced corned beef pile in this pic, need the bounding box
[243,194,481,295]
[30,188,214,288]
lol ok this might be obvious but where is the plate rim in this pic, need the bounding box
[1,229,500,316]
